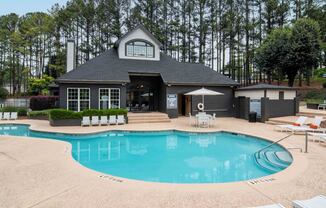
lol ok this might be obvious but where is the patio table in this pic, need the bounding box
[195,113,213,128]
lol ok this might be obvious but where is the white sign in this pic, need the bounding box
[167,94,177,109]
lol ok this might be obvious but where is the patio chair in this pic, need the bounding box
[91,116,99,126]
[3,112,10,120]
[109,115,117,125]
[100,116,108,126]
[197,114,209,128]
[117,115,125,125]
[10,112,18,120]
[285,116,324,133]
[308,132,326,143]
[274,116,308,132]
[293,195,326,208]
[0,112,3,120]
[81,117,90,127]
[254,203,285,208]
[188,113,196,127]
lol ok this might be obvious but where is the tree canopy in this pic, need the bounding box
[0,0,325,95]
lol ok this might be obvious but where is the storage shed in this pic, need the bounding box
[234,84,299,122]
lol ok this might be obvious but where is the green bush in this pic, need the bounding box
[304,90,325,100]
[0,106,27,116]
[28,110,50,119]
[0,87,8,99]
[81,108,128,117]
[49,109,82,120]
[82,109,103,116]
[49,108,127,120]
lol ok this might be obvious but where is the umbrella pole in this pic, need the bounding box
[202,95,205,112]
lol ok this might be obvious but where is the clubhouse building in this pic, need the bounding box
[56,25,297,119]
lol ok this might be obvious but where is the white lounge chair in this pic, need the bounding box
[275,116,308,132]
[308,132,326,143]
[10,112,18,120]
[3,112,10,120]
[254,203,285,208]
[0,112,3,120]
[117,115,125,125]
[100,116,108,126]
[109,115,117,125]
[293,195,326,208]
[285,116,324,133]
[81,116,90,126]
[188,113,196,126]
[91,116,99,126]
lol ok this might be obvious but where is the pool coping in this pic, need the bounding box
[0,120,304,188]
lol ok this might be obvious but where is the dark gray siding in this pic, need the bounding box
[59,83,127,110]
[261,98,297,121]
[165,85,235,118]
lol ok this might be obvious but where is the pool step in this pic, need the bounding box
[254,149,292,173]
[127,112,171,124]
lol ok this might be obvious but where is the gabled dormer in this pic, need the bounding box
[114,25,162,61]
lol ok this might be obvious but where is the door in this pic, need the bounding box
[185,95,192,116]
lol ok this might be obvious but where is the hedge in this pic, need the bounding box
[49,108,127,120]
[82,109,128,117]
[28,110,50,119]
[0,106,27,116]
[49,109,82,120]
[30,96,59,111]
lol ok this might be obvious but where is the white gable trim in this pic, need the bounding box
[117,27,160,61]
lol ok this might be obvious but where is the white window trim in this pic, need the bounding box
[98,88,120,109]
[67,88,91,112]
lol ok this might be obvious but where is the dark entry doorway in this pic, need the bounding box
[127,75,162,112]
[178,94,191,116]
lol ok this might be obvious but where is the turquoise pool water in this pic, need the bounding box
[0,124,292,183]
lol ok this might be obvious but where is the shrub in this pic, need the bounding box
[0,106,27,116]
[28,110,50,119]
[81,109,128,117]
[82,109,103,116]
[304,90,325,100]
[30,96,59,110]
[49,109,82,120]
[323,81,326,88]
[0,87,9,99]
[49,108,127,121]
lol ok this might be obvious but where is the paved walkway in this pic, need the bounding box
[0,118,326,208]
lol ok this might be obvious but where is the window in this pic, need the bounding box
[99,88,120,109]
[125,40,154,58]
[110,89,120,108]
[67,88,90,112]
[279,91,284,100]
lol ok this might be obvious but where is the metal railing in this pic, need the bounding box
[256,134,293,159]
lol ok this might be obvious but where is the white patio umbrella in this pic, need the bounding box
[185,87,224,110]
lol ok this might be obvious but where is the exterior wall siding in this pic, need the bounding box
[165,85,235,118]
[266,90,296,100]
[59,83,126,110]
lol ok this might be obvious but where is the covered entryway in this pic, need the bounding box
[126,74,163,112]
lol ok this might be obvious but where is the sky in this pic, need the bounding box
[0,0,68,16]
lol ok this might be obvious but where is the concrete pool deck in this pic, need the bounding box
[0,118,325,208]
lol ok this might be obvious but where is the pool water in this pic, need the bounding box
[0,124,292,183]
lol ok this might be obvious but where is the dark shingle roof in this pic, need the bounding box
[57,48,238,86]
[236,84,296,91]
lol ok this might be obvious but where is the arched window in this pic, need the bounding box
[126,40,154,58]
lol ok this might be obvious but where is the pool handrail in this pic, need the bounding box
[256,134,293,159]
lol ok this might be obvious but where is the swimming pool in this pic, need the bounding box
[0,124,292,183]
